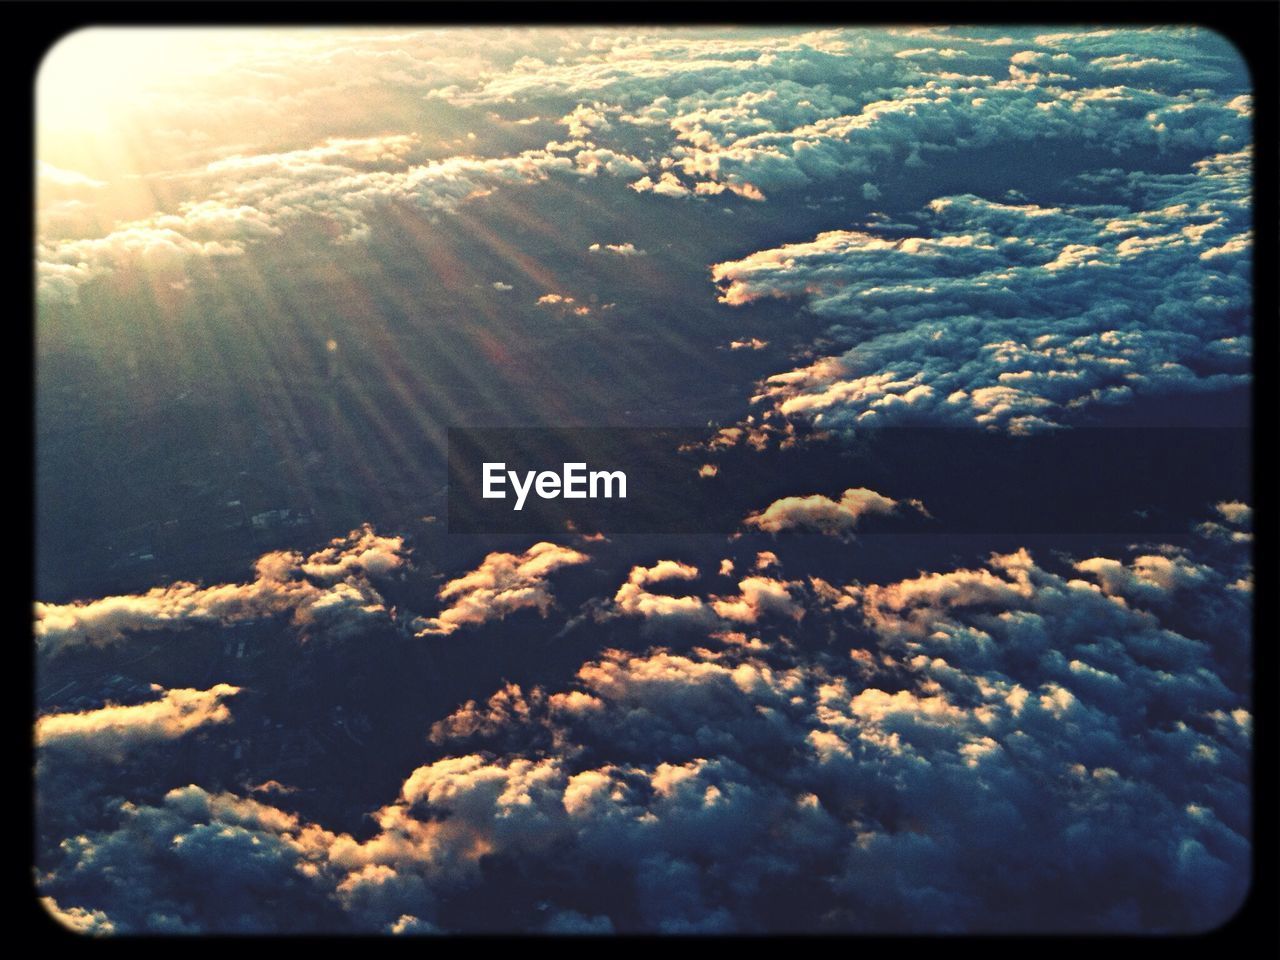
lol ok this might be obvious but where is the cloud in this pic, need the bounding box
[1197,499,1253,544]
[37,133,641,303]
[37,225,249,305]
[626,559,700,588]
[38,784,346,932]
[588,241,646,256]
[40,897,115,936]
[571,147,648,177]
[561,102,613,138]
[709,575,804,624]
[657,38,1245,197]
[745,487,927,536]
[416,541,590,635]
[1073,553,1211,603]
[536,292,593,315]
[36,684,240,757]
[427,27,1245,203]
[35,526,407,653]
[629,171,693,198]
[1214,500,1251,526]
[712,151,1251,433]
[611,560,717,628]
[607,559,805,630]
[38,161,106,189]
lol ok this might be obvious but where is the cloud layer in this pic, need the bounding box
[713,151,1250,433]
[38,510,1250,933]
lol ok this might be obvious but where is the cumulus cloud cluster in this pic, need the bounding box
[745,487,928,537]
[415,541,590,636]
[1197,499,1254,546]
[40,26,1248,311]
[37,135,647,303]
[263,24,1248,439]
[711,149,1251,433]
[606,559,803,632]
[35,526,407,654]
[431,27,1246,201]
[37,508,1250,933]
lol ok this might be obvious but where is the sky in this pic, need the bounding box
[34,25,1253,935]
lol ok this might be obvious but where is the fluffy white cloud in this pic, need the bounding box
[1197,499,1254,545]
[709,575,804,624]
[1214,500,1251,526]
[745,487,927,536]
[588,241,646,256]
[35,526,407,653]
[36,684,241,757]
[40,897,115,936]
[712,151,1250,433]
[611,560,717,628]
[416,541,590,636]
[427,27,1246,202]
[608,560,804,630]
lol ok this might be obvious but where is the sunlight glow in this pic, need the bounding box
[38,29,259,133]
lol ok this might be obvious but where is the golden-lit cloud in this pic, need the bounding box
[416,542,590,636]
[36,683,240,756]
[745,487,927,536]
[35,526,407,652]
